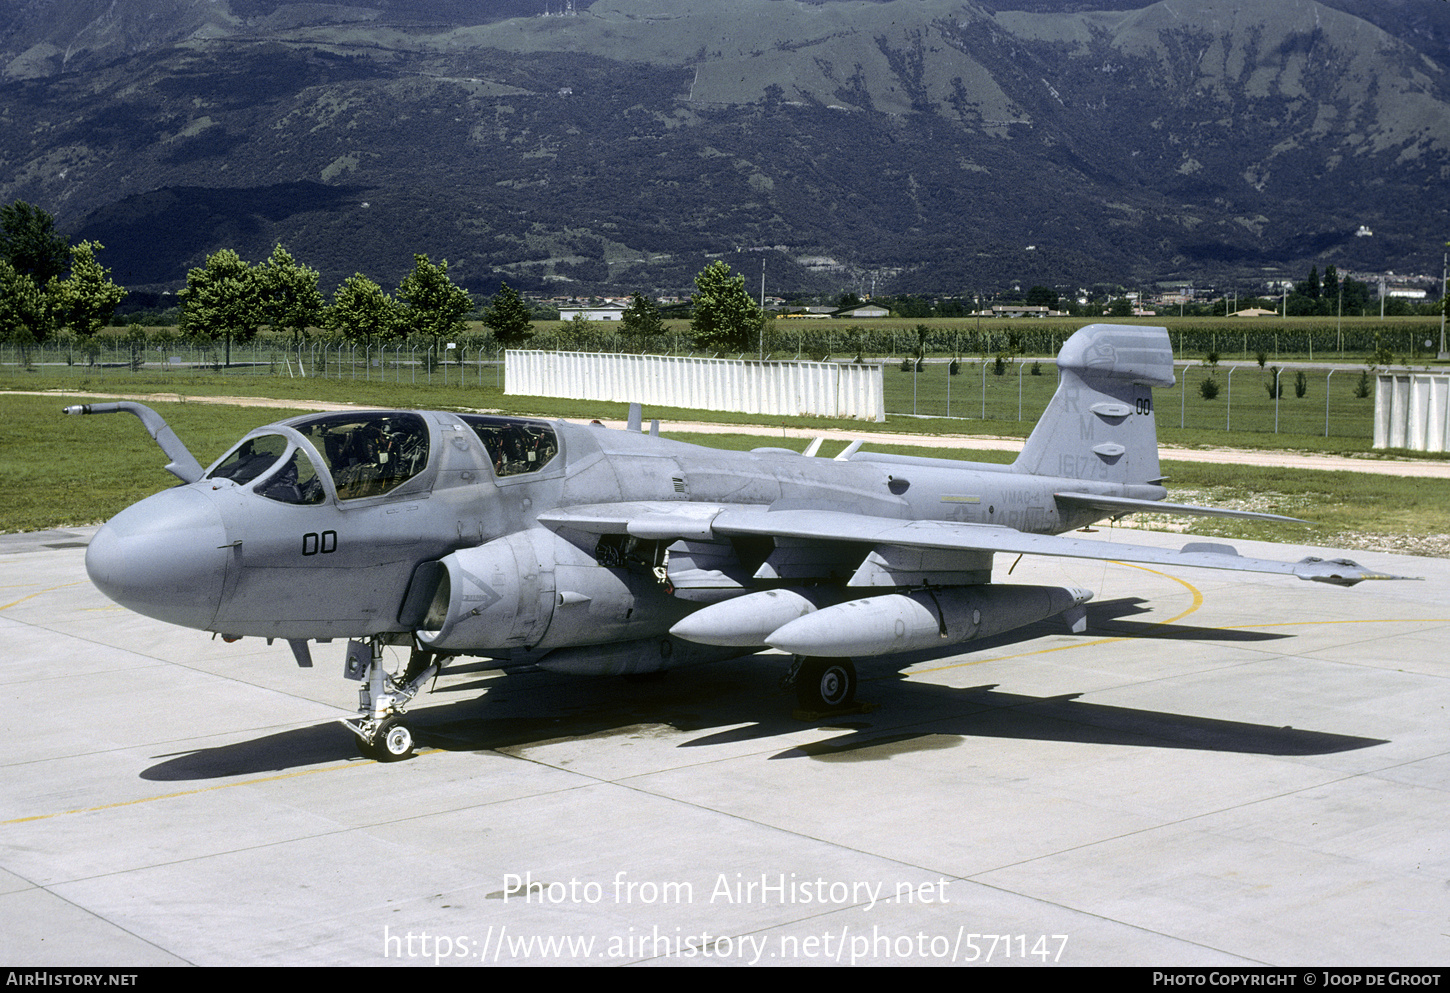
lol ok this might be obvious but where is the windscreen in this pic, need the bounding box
[207,434,291,486]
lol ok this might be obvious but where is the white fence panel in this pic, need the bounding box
[506,351,885,421]
[1375,373,1450,451]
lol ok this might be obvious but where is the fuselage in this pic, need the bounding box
[84,409,1157,646]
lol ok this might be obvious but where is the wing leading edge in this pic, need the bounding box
[711,509,1411,586]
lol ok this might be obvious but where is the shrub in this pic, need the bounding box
[1199,375,1220,400]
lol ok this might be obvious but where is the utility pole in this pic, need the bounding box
[759,259,766,361]
[1440,248,1448,360]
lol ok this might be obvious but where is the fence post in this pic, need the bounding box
[1017,359,1024,421]
[1226,366,1236,431]
[1274,367,1283,433]
[1180,361,1187,428]
[1325,369,1336,437]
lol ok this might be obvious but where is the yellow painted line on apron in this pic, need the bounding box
[0,581,86,611]
[907,563,1206,676]
[2,750,442,826]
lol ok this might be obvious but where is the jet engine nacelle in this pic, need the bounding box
[413,528,687,655]
[414,530,558,652]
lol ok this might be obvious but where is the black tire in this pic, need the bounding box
[373,717,415,761]
[796,657,857,711]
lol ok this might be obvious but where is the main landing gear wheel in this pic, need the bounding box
[795,657,858,712]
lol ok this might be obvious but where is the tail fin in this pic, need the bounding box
[1013,323,1174,486]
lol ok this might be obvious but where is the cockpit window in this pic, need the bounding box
[459,416,559,477]
[254,450,327,505]
[208,434,290,486]
[291,412,430,500]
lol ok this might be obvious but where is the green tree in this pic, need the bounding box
[324,273,399,349]
[1025,285,1059,309]
[178,248,263,364]
[620,291,663,350]
[1297,266,1322,300]
[396,254,471,350]
[48,241,125,339]
[0,201,71,287]
[481,281,534,347]
[259,244,324,345]
[689,260,763,352]
[0,258,50,347]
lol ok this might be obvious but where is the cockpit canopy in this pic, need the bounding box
[459,415,559,478]
[204,411,561,505]
[207,412,432,504]
[293,412,430,499]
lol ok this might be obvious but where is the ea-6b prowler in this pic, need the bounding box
[73,324,1405,761]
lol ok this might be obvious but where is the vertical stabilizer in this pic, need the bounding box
[1013,324,1174,485]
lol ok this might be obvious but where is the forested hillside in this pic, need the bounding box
[0,0,1445,296]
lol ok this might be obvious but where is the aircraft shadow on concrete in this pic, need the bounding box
[139,599,1378,781]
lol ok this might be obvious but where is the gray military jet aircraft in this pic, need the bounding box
[70,323,1404,761]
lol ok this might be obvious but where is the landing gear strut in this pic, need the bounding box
[340,642,441,761]
[789,656,858,712]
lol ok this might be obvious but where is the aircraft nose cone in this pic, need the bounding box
[86,486,230,630]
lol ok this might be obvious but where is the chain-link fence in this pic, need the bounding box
[882,358,1381,438]
[0,336,1399,438]
[0,340,506,388]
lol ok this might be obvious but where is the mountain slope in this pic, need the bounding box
[0,0,1445,296]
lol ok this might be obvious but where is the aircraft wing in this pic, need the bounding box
[540,503,1413,587]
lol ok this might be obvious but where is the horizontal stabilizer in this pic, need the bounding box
[1056,492,1307,524]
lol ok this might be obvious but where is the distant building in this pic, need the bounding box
[833,304,889,319]
[559,304,626,321]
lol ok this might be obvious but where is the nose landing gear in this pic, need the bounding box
[339,641,441,761]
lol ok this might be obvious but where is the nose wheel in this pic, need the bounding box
[356,716,415,762]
